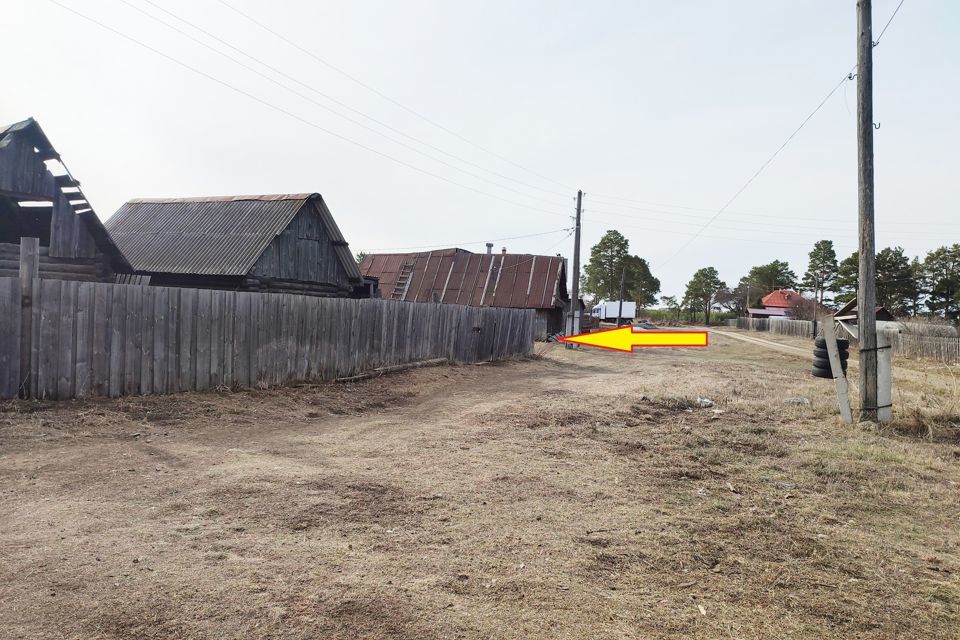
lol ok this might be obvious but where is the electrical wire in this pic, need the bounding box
[605,1,909,267]
[584,195,929,227]
[368,227,572,252]
[215,0,575,194]
[47,0,574,219]
[652,67,856,266]
[129,0,572,203]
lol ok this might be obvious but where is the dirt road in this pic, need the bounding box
[1,333,958,639]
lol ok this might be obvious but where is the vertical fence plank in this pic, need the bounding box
[37,279,62,399]
[167,288,181,394]
[0,278,20,399]
[234,292,251,388]
[179,287,197,392]
[209,290,222,389]
[152,287,168,395]
[195,289,212,391]
[139,286,155,395]
[91,284,110,397]
[74,282,93,398]
[221,291,235,388]
[56,280,77,399]
[108,284,125,397]
[123,285,142,396]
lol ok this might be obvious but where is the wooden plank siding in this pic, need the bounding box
[0,277,535,400]
[250,202,351,290]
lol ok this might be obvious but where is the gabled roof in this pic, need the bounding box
[761,289,799,308]
[360,248,568,309]
[0,117,130,270]
[0,118,59,160]
[106,193,362,280]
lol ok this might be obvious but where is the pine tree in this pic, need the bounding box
[583,230,630,300]
[801,240,838,305]
[684,267,725,325]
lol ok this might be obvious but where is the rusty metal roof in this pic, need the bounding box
[761,289,800,308]
[106,193,362,280]
[360,248,568,309]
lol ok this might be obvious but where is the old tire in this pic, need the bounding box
[811,365,834,378]
[813,357,847,372]
[815,337,849,350]
[813,347,848,360]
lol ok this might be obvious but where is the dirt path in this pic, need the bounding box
[711,328,826,359]
[1,339,958,639]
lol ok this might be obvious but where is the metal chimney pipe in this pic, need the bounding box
[501,247,507,255]
[486,242,493,254]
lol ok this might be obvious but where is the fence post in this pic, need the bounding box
[19,237,39,398]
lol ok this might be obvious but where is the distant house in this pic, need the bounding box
[106,193,371,297]
[359,246,570,338]
[746,306,790,319]
[0,117,130,281]
[747,288,800,319]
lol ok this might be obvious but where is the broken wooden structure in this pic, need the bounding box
[0,118,131,282]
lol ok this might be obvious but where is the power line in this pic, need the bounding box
[653,68,856,266]
[215,0,575,193]
[587,207,956,237]
[48,0,573,220]
[875,0,906,44]
[368,227,572,252]
[614,1,909,268]
[584,194,952,228]
[130,0,571,203]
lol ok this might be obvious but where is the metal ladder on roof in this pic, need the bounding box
[391,262,415,300]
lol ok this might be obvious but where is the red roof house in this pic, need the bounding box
[761,289,800,309]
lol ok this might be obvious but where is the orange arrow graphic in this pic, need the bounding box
[559,327,708,352]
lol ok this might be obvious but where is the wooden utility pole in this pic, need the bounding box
[857,0,879,422]
[616,265,626,327]
[568,190,583,337]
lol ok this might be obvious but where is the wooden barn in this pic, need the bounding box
[0,118,131,280]
[106,193,372,297]
[360,247,570,339]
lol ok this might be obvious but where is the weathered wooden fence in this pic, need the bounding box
[890,334,960,365]
[0,277,535,400]
[732,317,823,338]
[730,316,960,365]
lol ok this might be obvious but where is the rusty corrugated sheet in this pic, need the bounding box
[359,248,568,310]
[106,193,362,281]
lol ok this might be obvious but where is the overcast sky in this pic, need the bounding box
[4,0,957,299]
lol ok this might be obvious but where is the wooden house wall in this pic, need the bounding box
[0,133,103,261]
[251,202,351,290]
[50,193,98,259]
[0,135,55,199]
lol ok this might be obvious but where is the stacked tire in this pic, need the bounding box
[812,337,850,379]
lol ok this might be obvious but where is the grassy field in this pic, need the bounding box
[0,330,957,639]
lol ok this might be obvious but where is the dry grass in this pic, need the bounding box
[0,334,958,639]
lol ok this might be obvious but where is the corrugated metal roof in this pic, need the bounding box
[360,248,568,310]
[761,289,800,308]
[106,193,362,281]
